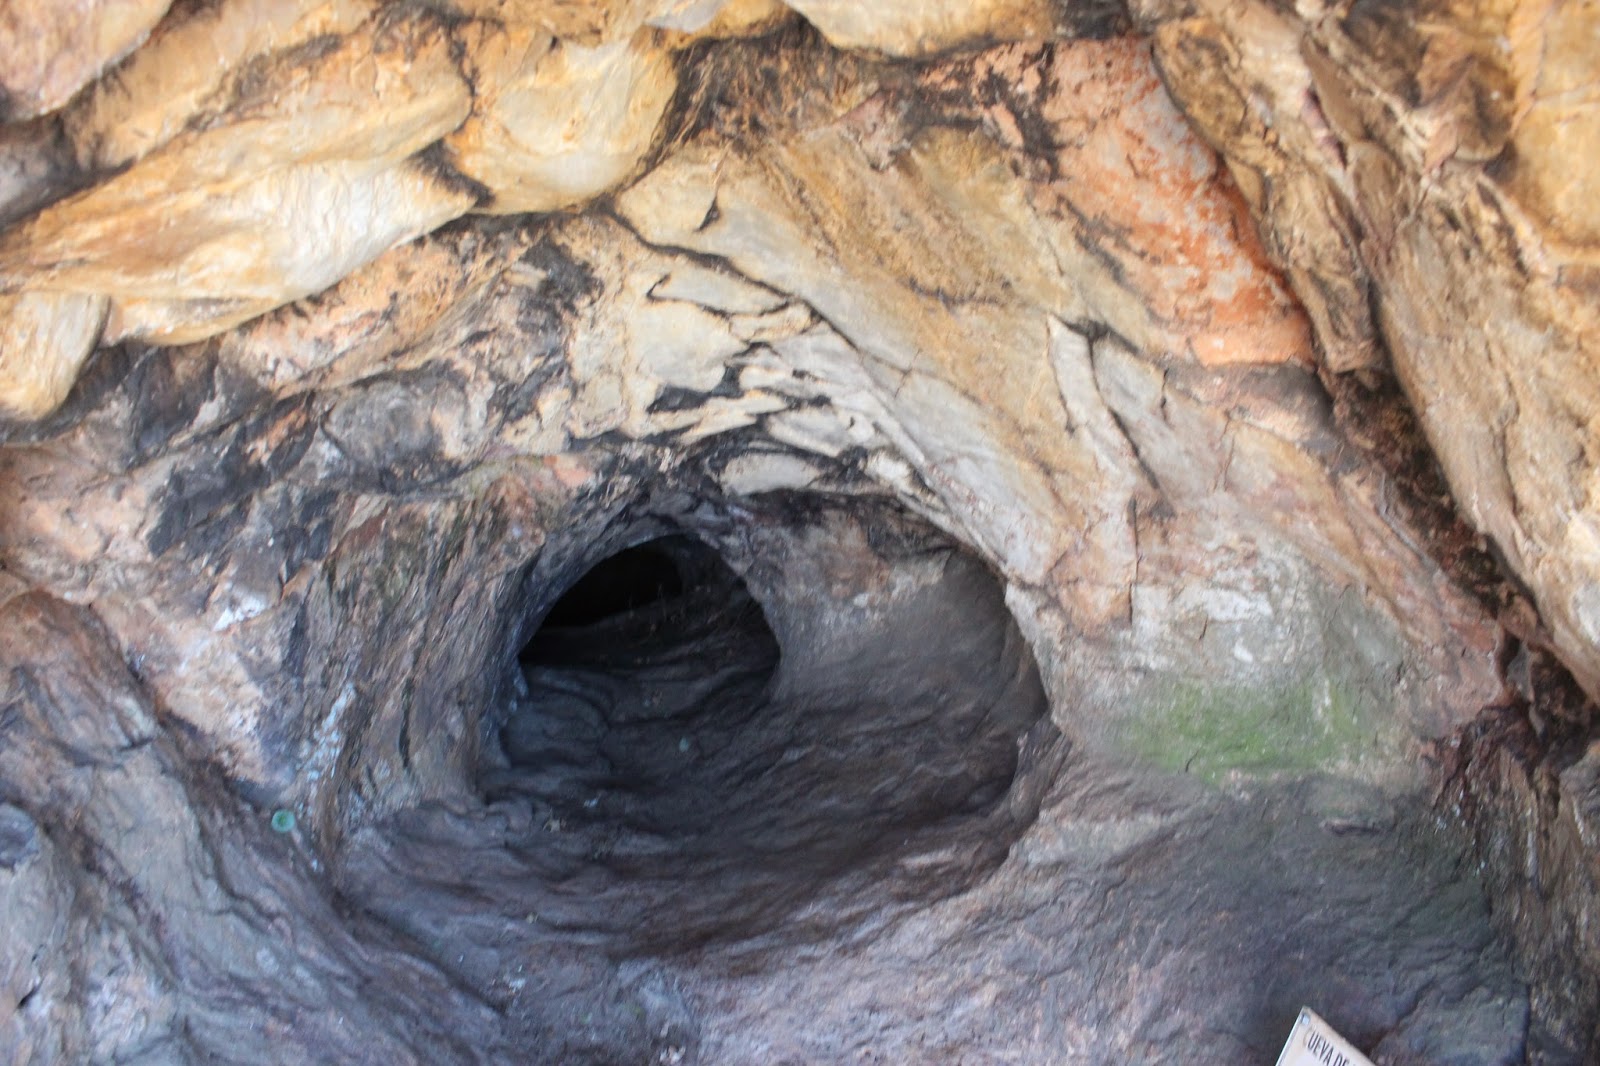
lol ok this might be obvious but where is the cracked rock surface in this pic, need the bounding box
[1,0,1598,1062]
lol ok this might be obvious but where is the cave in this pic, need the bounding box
[2,1,1599,1064]
[527,538,690,632]
[497,519,1057,924]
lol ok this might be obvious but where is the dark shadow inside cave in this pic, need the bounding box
[527,539,689,634]
[323,496,1545,1065]
[475,524,1053,954]
[337,501,1064,1061]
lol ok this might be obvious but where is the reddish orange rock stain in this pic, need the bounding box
[975,38,1314,367]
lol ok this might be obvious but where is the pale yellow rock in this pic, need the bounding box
[619,137,1132,609]
[1505,101,1600,247]
[0,0,171,120]
[0,292,109,419]
[781,0,1052,56]
[3,9,469,271]
[1499,0,1600,248]
[65,0,379,171]
[0,10,474,349]
[98,161,477,345]
[646,0,748,32]
[450,31,677,215]
[443,0,648,44]
[141,11,469,181]
[651,0,790,40]
[435,0,782,44]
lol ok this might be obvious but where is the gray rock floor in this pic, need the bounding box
[335,535,1533,1064]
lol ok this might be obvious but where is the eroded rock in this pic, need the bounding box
[0,8,475,346]
[63,0,380,172]
[782,0,1054,55]
[1142,0,1600,708]
[448,30,678,215]
[0,290,107,418]
[0,3,1596,1062]
[0,0,171,121]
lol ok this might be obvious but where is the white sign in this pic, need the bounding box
[1274,1008,1375,1066]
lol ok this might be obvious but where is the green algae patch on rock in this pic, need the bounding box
[1117,673,1405,785]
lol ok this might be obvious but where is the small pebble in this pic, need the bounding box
[678,737,690,753]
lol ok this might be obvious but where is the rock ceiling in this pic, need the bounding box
[1,0,1595,696]
[0,0,1597,1061]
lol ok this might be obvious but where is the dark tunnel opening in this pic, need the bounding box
[473,509,1058,953]
[529,539,689,633]
[342,499,1065,1062]
[504,532,783,846]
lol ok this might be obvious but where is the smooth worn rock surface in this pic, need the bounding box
[448,31,678,215]
[0,290,107,418]
[782,0,1055,55]
[63,0,380,172]
[0,0,1597,1062]
[0,7,477,345]
[0,0,171,121]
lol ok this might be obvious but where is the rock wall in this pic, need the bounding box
[0,0,1597,1062]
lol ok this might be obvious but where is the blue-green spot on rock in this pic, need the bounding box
[270,809,296,834]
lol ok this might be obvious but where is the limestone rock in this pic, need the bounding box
[219,224,529,393]
[449,30,678,216]
[0,4,1595,1061]
[651,0,789,40]
[435,0,783,45]
[620,133,1127,605]
[0,10,475,353]
[932,38,1314,367]
[0,291,108,419]
[0,0,171,121]
[614,40,1323,628]
[1499,0,1600,249]
[439,0,651,44]
[64,0,380,172]
[98,162,478,345]
[1144,0,1600,699]
[783,0,1054,56]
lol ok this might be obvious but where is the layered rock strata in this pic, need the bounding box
[0,0,1597,1061]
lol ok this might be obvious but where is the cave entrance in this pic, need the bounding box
[502,531,782,805]
[526,538,689,635]
[472,508,1057,957]
[338,498,1064,1060]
